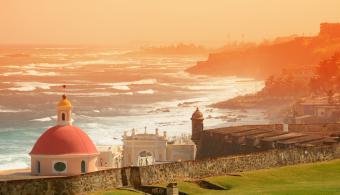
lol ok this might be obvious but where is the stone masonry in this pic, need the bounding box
[1,144,340,195]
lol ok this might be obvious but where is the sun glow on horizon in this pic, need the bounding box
[1,0,340,46]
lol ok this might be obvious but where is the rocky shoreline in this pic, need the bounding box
[212,95,295,109]
[211,94,296,123]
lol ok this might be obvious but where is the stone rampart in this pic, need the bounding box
[138,145,338,185]
[1,144,339,195]
[0,167,129,195]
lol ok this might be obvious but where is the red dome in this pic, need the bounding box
[30,125,99,155]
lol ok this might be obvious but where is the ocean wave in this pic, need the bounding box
[31,116,73,123]
[34,47,83,50]
[154,97,208,108]
[1,70,58,77]
[3,60,132,72]
[117,79,157,85]
[97,50,133,56]
[186,85,229,90]
[0,162,29,171]
[73,59,113,65]
[30,117,53,122]
[0,71,22,76]
[24,63,67,68]
[104,79,157,91]
[37,53,69,58]
[25,70,57,76]
[126,66,141,69]
[43,91,134,97]
[6,82,60,92]
[136,89,155,94]
[0,107,31,113]
[0,154,30,170]
[57,59,136,68]
[111,85,130,90]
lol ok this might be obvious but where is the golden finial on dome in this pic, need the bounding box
[58,85,72,108]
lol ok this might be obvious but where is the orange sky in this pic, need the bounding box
[1,0,340,46]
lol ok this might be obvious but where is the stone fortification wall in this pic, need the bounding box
[0,167,128,195]
[138,145,339,185]
[1,144,339,195]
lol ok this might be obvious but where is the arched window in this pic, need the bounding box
[137,151,154,166]
[62,113,66,121]
[36,161,40,174]
[81,160,86,173]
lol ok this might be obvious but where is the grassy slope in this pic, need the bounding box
[92,160,340,195]
[176,159,340,195]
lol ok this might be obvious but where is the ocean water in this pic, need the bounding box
[0,46,267,170]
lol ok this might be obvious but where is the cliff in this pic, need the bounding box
[187,23,340,78]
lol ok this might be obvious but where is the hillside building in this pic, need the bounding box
[289,95,340,124]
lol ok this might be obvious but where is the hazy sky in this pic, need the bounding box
[1,0,340,46]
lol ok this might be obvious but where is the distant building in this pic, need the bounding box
[122,128,196,167]
[289,95,340,124]
[97,145,122,168]
[166,139,196,162]
[30,95,99,176]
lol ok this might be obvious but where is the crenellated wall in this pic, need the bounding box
[1,144,339,195]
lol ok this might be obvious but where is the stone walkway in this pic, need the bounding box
[0,168,63,181]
